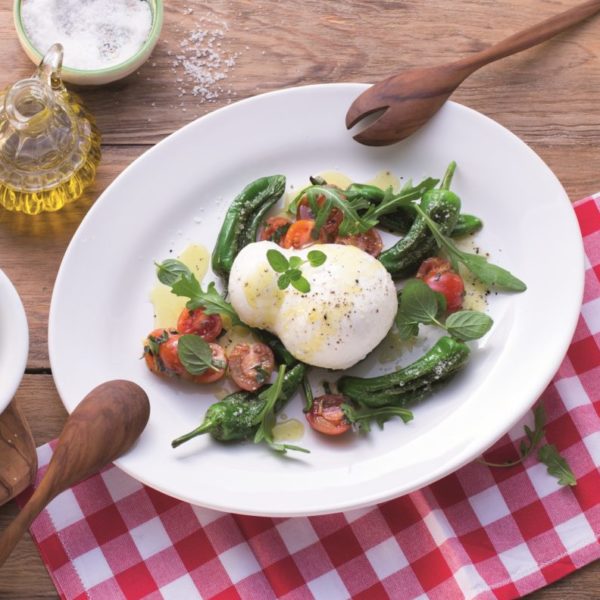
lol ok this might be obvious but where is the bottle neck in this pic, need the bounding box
[4,78,52,133]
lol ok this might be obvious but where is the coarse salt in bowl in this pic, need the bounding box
[13,0,164,85]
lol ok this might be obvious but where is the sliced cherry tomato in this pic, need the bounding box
[335,228,383,257]
[144,328,176,375]
[306,394,351,436]
[187,343,227,384]
[228,342,275,391]
[416,257,452,279]
[296,188,344,240]
[416,257,465,312]
[282,219,322,249]
[259,216,292,245]
[177,307,222,341]
[144,329,227,383]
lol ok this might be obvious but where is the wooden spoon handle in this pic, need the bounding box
[462,0,600,70]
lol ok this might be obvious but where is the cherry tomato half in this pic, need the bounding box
[144,329,227,383]
[259,216,292,245]
[228,342,275,391]
[144,328,184,376]
[306,394,351,436]
[335,228,383,257]
[416,257,452,279]
[296,189,344,241]
[188,343,227,384]
[282,219,322,249]
[416,257,465,312]
[177,307,223,342]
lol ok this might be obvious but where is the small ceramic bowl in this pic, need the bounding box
[0,269,29,415]
[13,0,164,85]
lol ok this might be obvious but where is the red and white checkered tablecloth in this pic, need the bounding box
[17,194,600,600]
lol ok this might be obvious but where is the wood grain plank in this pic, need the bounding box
[1,0,598,147]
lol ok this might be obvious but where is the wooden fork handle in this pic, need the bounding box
[461,0,600,71]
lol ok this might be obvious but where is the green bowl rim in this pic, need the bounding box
[13,0,164,76]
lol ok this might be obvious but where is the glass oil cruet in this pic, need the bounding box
[0,43,101,215]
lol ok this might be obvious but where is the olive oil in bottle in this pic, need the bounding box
[0,44,101,215]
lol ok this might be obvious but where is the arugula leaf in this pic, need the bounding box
[480,405,546,468]
[298,185,376,236]
[364,177,440,220]
[156,259,241,326]
[177,334,222,375]
[413,204,527,292]
[445,311,493,341]
[538,444,577,486]
[254,365,310,454]
[342,403,413,434]
[479,406,578,486]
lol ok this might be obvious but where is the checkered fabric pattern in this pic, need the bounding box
[18,195,600,600]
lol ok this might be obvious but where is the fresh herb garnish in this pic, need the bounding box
[156,259,241,326]
[480,406,576,486]
[254,365,310,454]
[412,204,526,292]
[539,444,577,486]
[342,403,414,433]
[177,334,224,375]
[146,329,170,357]
[395,279,493,341]
[266,248,326,293]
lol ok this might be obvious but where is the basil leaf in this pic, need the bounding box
[538,444,577,486]
[267,249,289,273]
[307,250,327,267]
[291,276,311,293]
[399,279,441,324]
[445,310,493,341]
[177,334,213,375]
[287,268,303,281]
[156,259,192,286]
[395,313,420,340]
[288,256,303,269]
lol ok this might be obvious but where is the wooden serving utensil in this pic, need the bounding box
[0,380,150,567]
[0,401,37,506]
[346,0,600,146]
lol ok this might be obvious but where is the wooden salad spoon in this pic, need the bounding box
[0,380,150,567]
[346,0,600,146]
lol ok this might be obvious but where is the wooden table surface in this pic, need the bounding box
[1,0,599,597]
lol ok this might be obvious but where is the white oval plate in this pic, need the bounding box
[0,269,29,414]
[49,84,584,516]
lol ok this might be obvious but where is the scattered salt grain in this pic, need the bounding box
[170,13,240,102]
[20,0,153,70]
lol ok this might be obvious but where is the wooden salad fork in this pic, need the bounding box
[346,0,600,146]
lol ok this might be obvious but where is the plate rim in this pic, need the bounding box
[48,82,585,516]
[0,269,29,414]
